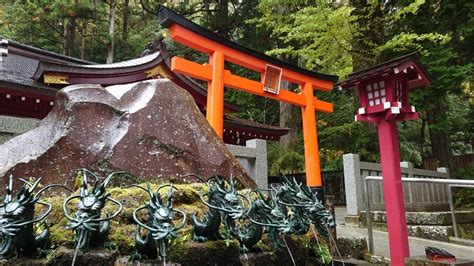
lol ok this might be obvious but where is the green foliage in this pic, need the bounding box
[313,243,332,265]
[268,142,305,175]
[255,0,355,78]
[454,163,474,209]
[1,0,472,173]
[0,0,161,62]
[259,0,473,172]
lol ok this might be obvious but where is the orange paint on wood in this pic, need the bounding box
[171,57,212,81]
[313,98,333,113]
[206,51,225,138]
[170,24,333,90]
[172,56,333,112]
[302,82,322,187]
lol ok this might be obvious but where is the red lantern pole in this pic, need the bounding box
[377,119,410,265]
[340,52,431,265]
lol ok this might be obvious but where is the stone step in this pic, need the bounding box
[368,222,474,242]
[359,210,474,225]
[406,255,474,266]
[449,237,474,247]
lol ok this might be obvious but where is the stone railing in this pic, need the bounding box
[227,139,268,189]
[343,153,450,216]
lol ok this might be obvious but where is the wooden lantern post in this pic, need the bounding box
[158,6,338,198]
[339,53,431,265]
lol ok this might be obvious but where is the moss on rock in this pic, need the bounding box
[169,239,240,265]
[108,223,136,254]
[8,182,340,265]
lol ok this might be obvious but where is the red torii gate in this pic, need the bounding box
[159,6,338,195]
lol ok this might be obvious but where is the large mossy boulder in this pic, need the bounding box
[0,79,254,189]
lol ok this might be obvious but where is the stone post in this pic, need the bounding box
[0,115,39,144]
[437,167,450,178]
[400,161,414,178]
[343,153,363,221]
[247,139,268,189]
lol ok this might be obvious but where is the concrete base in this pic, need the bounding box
[449,237,474,247]
[406,256,474,266]
[360,210,474,226]
[345,215,362,226]
[0,115,39,144]
[333,258,375,265]
[369,221,456,242]
[353,210,474,242]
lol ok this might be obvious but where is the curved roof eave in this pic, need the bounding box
[33,51,241,112]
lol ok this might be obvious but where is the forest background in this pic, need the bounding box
[0,0,472,181]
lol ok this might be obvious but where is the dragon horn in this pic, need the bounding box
[103,171,126,188]
[146,182,153,195]
[156,190,163,206]
[230,174,238,193]
[82,169,89,189]
[144,182,154,199]
[5,175,13,202]
[281,173,290,184]
[19,178,33,187]
[167,184,174,207]
[102,172,114,188]
[29,177,42,193]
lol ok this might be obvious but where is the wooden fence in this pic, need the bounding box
[423,154,474,171]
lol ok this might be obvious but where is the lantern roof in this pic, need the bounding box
[338,52,431,90]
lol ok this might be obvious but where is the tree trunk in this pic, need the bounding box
[349,0,385,69]
[217,0,229,38]
[106,0,116,64]
[122,0,130,40]
[62,22,67,55]
[279,81,301,150]
[426,98,453,171]
[420,118,426,158]
[63,18,77,56]
[80,21,86,60]
[279,102,294,149]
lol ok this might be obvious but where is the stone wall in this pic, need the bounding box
[360,210,474,241]
[343,153,450,216]
[0,115,39,144]
[227,139,268,189]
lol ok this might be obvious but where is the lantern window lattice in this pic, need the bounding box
[367,81,386,107]
[396,82,403,103]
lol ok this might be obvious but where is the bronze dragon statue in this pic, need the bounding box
[132,183,186,263]
[0,175,71,260]
[62,169,123,265]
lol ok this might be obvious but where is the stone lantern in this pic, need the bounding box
[339,52,431,265]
